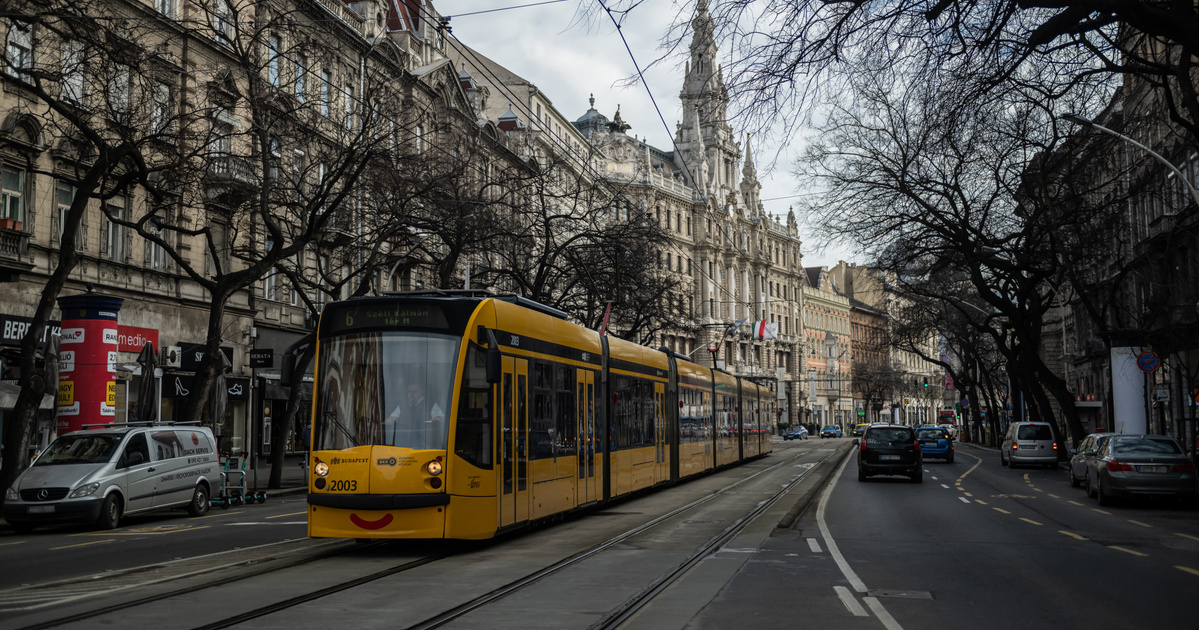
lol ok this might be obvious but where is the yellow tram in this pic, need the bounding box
[306,292,774,540]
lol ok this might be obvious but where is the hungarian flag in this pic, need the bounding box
[752,320,778,340]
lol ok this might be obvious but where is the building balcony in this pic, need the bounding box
[204,156,260,196]
[0,223,33,281]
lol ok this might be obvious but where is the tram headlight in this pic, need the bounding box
[426,459,443,476]
[314,461,329,477]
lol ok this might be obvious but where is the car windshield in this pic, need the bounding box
[824,425,838,430]
[916,428,947,440]
[314,331,459,451]
[1111,437,1182,455]
[866,429,914,446]
[1017,425,1053,440]
[34,434,122,465]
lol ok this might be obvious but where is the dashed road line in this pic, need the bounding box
[1176,566,1199,577]
[1060,530,1087,541]
[974,500,988,505]
[1176,533,1199,543]
[1128,520,1152,528]
[1093,509,1112,515]
[1109,546,1148,557]
[993,508,1011,514]
[1020,518,1043,526]
[941,484,950,489]
[51,539,114,551]
[958,497,970,504]
[834,586,868,617]
[808,538,822,553]
[864,596,905,630]
[1068,500,1084,506]
[1048,494,1060,499]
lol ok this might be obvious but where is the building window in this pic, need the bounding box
[265,238,277,300]
[212,0,232,41]
[147,209,166,270]
[2,167,25,224]
[344,84,354,130]
[157,0,175,18]
[268,34,281,86]
[60,40,84,103]
[320,70,331,116]
[104,196,126,262]
[415,124,423,154]
[6,24,33,83]
[152,81,171,133]
[295,54,307,102]
[54,181,75,244]
[267,137,281,188]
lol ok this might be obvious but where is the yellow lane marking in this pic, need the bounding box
[1176,566,1199,577]
[962,492,973,497]
[1093,509,1112,516]
[1068,501,1084,506]
[1175,533,1199,543]
[1128,520,1152,528]
[1020,518,1043,526]
[974,500,988,505]
[1033,488,1044,493]
[957,451,983,487]
[51,539,114,550]
[1023,473,1032,484]
[1060,531,1087,541]
[993,508,1011,514]
[1048,494,1060,499]
[0,540,28,547]
[1109,546,1148,557]
[266,511,308,519]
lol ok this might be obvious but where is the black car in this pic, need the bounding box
[858,424,922,483]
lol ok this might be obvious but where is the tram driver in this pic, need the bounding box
[384,377,445,448]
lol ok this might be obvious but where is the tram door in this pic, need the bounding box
[499,357,531,527]
[654,383,667,484]
[577,369,596,504]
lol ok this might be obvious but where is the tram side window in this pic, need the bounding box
[531,362,554,459]
[455,345,492,469]
[555,365,576,457]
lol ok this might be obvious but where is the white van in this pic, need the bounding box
[1000,421,1059,468]
[3,425,220,533]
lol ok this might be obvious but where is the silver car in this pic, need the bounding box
[1000,421,1059,468]
[3,426,220,533]
[1085,434,1198,506]
[1068,433,1115,488]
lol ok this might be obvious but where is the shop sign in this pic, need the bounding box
[249,349,274,368]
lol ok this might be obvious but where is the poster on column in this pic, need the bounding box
[56,294,123,433]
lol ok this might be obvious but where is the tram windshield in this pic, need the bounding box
[315,332,459,451]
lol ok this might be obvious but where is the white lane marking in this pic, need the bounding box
[941,484,950,489]
[808,538,823,553]
[835,586,869,617]
[864,596,905,630]
[819,454,905,628]
[958,496,970,504]
[931,476,938,480]
[817,455,868,593]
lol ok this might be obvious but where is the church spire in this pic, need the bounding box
[742,134,757,182]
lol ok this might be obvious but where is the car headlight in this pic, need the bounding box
[314,461,329,477]
[426,459,443,476]
[4,486,18,501]
[69,483,100,498]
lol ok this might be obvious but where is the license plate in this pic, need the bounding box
[880,455,901,461]
[921,441,936,446]
[1138,465,1167,473]
[28,505,54,514]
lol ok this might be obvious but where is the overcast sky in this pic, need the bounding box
[434,0,853,268]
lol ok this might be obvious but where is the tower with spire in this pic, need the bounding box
[675,0,740,201]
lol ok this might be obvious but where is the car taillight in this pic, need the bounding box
[1052,442,1058,450]
[1107,460,1132,472]
[1174,461,1196,473]
[913,441,920,452]
[860,439,867,450]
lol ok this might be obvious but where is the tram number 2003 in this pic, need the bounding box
[327,480,358,492]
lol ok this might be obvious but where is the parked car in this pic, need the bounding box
[820,425,843,438]
[1068,433,1115,488]
[3,425,220,533]
[858,424,922,482]
[852,423,870,437]
[783,426,809,441]
[915,426,954,463]
[1084,434,1198,506]
[1000,421,1059,468]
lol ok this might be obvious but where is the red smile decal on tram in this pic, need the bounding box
[349,513,394,530]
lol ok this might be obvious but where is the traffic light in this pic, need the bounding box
[922,377,928,387]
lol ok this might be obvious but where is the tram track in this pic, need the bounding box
[5,442,846,630]
[404,443,848,630]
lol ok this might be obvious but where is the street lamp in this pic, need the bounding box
[1061,113,1199,208]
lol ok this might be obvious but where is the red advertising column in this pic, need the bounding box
[56,294,125,433]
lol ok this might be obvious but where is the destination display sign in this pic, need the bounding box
[324,302,449,334]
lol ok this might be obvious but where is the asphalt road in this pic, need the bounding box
[1,439,1197,629]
